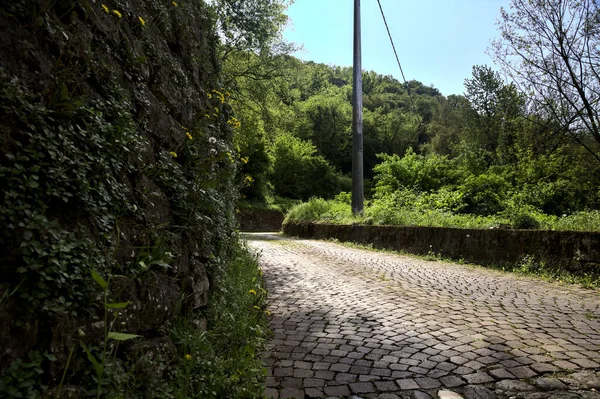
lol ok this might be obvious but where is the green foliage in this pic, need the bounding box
[374,149,465,195]
[270,132,350,200]
[458,173,509,215]
[168,242,269,399]
[284,197,352,224]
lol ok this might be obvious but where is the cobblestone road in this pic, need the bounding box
[246,233,600,399]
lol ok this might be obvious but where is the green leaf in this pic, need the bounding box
[106,302,129,309]
[82,345,103,377]
[44,353,57,361]
[107,332,141,341]
[91,269,107,290]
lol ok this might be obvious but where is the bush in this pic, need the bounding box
[270,133,350,200]
[458,173,509,215]
[511,213,541,229]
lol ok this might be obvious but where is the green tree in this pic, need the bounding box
[491,0,600,162]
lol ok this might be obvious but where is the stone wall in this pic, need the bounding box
[238,209,284,231]
[283,223,600,272]
[0,0,236,390]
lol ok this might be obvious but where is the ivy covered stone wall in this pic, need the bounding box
[0,0,240,395]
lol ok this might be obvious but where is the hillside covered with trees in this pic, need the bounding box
[234,1,600,231]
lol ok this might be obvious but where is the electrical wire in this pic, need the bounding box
[375,0,421,124]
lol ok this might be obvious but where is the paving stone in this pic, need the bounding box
[279,387,304,399]
[249,233,600,399]
[397,378,420,390]
[412,391,432,399]
[509,366,537,379]
[530,362,560,373]
[440,375,466,388]
[336,373,358,383]
[323,385,351,397]
[488,368,515,380]
[374,380,398,392]
[567,371,600,389]
[534,377,568,391]
[349,381,376,394]
[462,385,496,399]
[415,377,441,389]
[463,372,494,384]
[496,379,535,392]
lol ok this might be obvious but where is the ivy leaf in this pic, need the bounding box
[107,332,141,341]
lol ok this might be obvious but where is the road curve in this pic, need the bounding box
[245,232,600,399]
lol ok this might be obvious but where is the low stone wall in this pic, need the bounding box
[238,209,284,232]
[283,222,600,272]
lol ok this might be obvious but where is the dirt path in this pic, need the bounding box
[245,233,600,399]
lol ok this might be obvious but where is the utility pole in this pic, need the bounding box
[352,0,364,215]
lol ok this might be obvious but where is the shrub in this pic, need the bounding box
[270,133,349,200]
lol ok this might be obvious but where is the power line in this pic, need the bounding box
[375,0,421,124]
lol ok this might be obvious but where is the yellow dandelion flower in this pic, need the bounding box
[186,132,193,140]
[113,9,122,18]
[264,310,271,316]
[241,156,249,164]
[172,1,178,6]
[170,151,177,158]
[248,289,256,295]
[245,175,254,183]
[185,353,192,360]
[235,121,241,128]
[138,16,145,26]
[207,93,212,99]
[101,4,109,13]
[253,306,260,310]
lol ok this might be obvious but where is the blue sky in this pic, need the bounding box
[282,0,510,96]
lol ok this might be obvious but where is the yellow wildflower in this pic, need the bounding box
[207,93,212,99]
[225,91,231,96]
[248,289,256,295]
[101,4,109,13]
[253,306,260,310]
[185,354,192,360]
[241,156,249,164]
[113,9,122,18]
[138,16,145,26]
[264,310,271,316]
[214,107,219,113]
[205,113,210,119]
[236,208,240,213]
[169,151,177,158]
[245,175,254,183]
[186,132,193,140]
[172,1,178,6]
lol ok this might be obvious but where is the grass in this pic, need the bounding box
[284,197,600,232]
[167,241,270,399]
[78,240,272,399]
